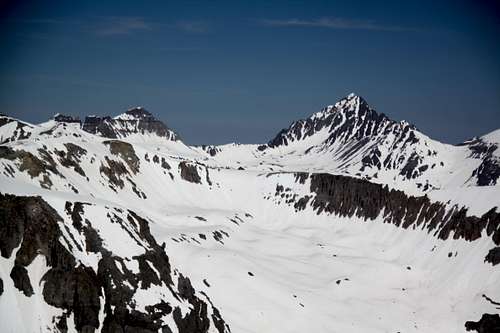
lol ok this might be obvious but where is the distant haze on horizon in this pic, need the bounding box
[1,0,499,145]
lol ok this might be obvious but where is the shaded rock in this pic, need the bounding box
[42,265,101,331]
[465,137,500,186]
[179,162,201,184]
[103,140,140,173]
[465,313,500,332]
[55,143,87,177]
[205,167,213,186]
[0,193,100,330]
[473,157,500,186]
[99,157,128,189]
[81,115,117,138]
[485,247,500,266]
[199,145,221,157]
[10,265,34,296]
[0,147,60,188]
[53,114,81,124]
[161,157,171,170]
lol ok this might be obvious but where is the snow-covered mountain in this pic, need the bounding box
[1,95,499,333]
[200,93,500,199]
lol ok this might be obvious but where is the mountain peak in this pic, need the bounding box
[319,93,367,115]
[53,113,81,124]
[266,93,419,151]
[81,107,180,141]
[114,106,153,120]
[344,92,364,102]
[342,92,364,102]
[334,93,368,109]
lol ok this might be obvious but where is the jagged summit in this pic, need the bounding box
[320,93,363,113]
[53,113,81,124]
[249,94,452,189]
[333,92,365,110]
[265,93,416,150]
[114,106,154,120]
[81,107,180,141]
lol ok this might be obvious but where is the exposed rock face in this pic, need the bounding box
[0,193,99,331]
[55,143,87,177]
[161,157,171,170]
[99,140,145,196]
[199,145,221,157]
[179,161,202,184]
[462,136,500,186]
[99,157,129,190]
[81,115,117,138]
[0,114,33,144]
[465,313,500,332]
[266,94,408,149]
[473,158,500,186]
[10,265,34,296]
[103,140,140,173]
[485,247,500,265]
[0,146,60,188]
[278,172,500,263]
[53,114,81,124]
[0,193,230,333]
[82,107,179,141]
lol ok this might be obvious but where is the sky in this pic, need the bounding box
[0,0,499,145]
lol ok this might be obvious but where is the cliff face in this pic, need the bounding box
[462,135,500,186]
[81,115,118,138]
[81,107,179,141]
[0,193,230,333]
[278,172,500,265]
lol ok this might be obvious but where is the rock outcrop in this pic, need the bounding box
[0,193,230,333]
[465,313,500,332]
[82,107,179,141]
[179,161,202,184]
[0,114,33,144]
[463,136,500,186]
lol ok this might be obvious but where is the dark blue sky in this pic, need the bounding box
[1,0,499,144]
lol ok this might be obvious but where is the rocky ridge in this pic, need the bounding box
[0,193,230,333]
[80,107,179,141]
